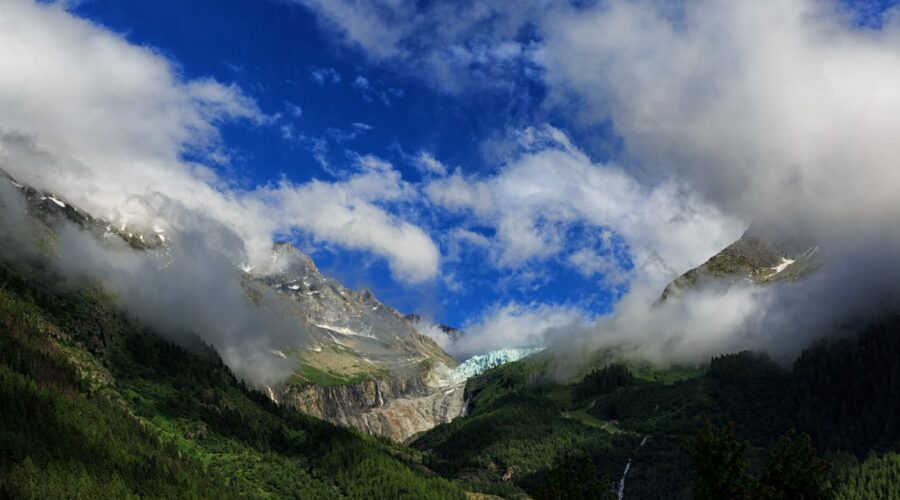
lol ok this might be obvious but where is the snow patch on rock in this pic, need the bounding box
[771,257,795,274]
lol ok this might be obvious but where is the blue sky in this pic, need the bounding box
[68,0,900,329]
[6,0,899,356]
[65,0,628,329]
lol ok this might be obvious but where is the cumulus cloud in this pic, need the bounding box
[302,0,900,367]
[352,75,372,91]
[309,66,341,84]
[541,0,900,234]
[296,0,900,246]
[350,75,404,105]
[9,0,900,370]
[455,302,589,359]
[413,152,448,177]
[568,245,627,285]
[0,0,439,284]
[258,166,440,283]
[0,2,441,386]
[426,125,740,288]
[295,0,544,93]
[285,101,304,117]
[0,179,299,386]
[532,0,900,367]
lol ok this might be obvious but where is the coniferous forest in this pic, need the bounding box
[7,1,900,498]
[0,257,466,499]
[5,246,900,498]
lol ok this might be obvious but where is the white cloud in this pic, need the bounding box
[260,167,439,283]
[354,154,393,172]
[413,152,448,177]
[426,126,740,288]
[0,0,439,284]
[352,75,372,91]
[309,66,341,84]
[285,101,303,117]
[297,0,900,245]
[349,75,404,105]
[296,0,900,367]
[411,301,588,358]
[567,246,627,286]
[295,0,543,93]
[452,302,589,358]
[540,0,900,238]
[280,124,296,141]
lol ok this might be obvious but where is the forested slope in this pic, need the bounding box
[415,326,900,499]
[0,256,467,499]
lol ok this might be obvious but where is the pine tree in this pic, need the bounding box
[684,421,755,500]
[757,430,832,500]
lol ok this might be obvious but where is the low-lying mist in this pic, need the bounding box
[539,229,900,382]
[5,0,900,390]
[511,0,900,378]
[0,181,300,386]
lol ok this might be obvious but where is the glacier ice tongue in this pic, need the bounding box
[449,348,543,384]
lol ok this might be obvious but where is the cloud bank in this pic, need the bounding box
[537,0,900,367]
[426,125,739,285]
[7,0,900,370]
[542,0,900,235]
[302,0,900,365]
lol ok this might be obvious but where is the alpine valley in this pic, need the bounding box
[3,162,900,500]
[7,1,900,498]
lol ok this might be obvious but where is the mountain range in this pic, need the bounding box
[0,170,473,442]
[2,168,898,499]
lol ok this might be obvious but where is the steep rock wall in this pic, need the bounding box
[282,366,465,442]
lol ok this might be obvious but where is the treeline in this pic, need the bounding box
[685,421,831,499]
[573,363,636,401]
[0,271,234,498]
[419,335,900,499]
[523,452,615,500]
[793,317,900,456]
[835,452,900,500]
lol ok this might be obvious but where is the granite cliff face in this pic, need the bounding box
[249,242,466,441]
[283,367,465,442]
[255,242,455,377]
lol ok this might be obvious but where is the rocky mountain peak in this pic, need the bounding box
[660,225,822,301]
[404,313,465,345]
[265,241,320,278]
[3,168,463,441]
[2,169,166,250]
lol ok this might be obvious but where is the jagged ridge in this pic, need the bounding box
[1,170,464,442]
[660,225,822,300]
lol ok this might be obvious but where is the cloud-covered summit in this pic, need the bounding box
[299,0,900,361]
[0,0,439,284]
[7,0,900,364]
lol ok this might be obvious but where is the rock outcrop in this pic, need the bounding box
[660,225,822,301]
[252,242,465,441]
[282,365,465,442]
